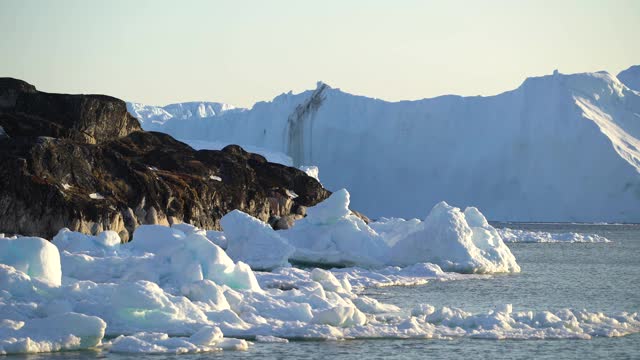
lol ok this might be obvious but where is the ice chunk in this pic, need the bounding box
[312,305,367,327]
[498,228,611,243]
[221,210,294,270]
[255,335,289,343]
[130,225,186,254]
[53,228,121,255]
[282,189,389,267]
[109,326,247,354]
[0,313,106,355]
[0,264,38,298]
[305,189,352,224]
[369,217,422,247]
[390,202,520,273]
[0,237,62,286]
[93,280,211,335]
[170,222,201,235]
[205,230,228,249]
[353,296,401,314]
[181,280,230,311]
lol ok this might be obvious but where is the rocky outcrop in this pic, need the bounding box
[0,79,330,240]
[0,77,141,144]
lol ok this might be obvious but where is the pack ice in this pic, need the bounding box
[3,191,639,355]
[131,67,640,223]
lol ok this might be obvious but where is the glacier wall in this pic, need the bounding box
[132,70,640,222]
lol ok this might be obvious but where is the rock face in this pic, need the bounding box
[0,78,330,240]
[0,78,141,144]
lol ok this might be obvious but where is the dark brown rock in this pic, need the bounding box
[0,77,141,144]
[0,78,331,239]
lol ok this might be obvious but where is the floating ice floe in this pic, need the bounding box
[497,228,611,243]
[0,313,106,355]
[109,327,248,354]
[388,205,520,273]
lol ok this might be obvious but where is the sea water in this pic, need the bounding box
[12,224,640,359]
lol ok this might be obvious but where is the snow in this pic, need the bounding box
[298,165,320,182]
[137,70,640,223]
[498,228,611,243]
[89,192,105,200]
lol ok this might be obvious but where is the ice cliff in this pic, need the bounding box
[134,69,640,222]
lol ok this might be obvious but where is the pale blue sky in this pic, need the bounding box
[1,0,638,107]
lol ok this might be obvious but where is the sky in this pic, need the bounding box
[1,0,638,108]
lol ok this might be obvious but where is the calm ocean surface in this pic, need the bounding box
[12,224,640,360]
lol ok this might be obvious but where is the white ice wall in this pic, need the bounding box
[131,71,640,222]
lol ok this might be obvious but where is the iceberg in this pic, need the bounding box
[131,70,640,223]
[389,203,520,273]
[211,189,519,273]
